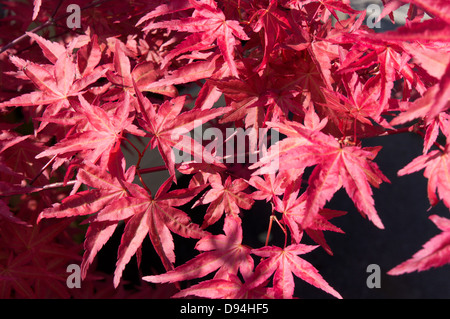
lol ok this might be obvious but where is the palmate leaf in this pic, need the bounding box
[192,174,254,228]
[37,161,138,279]
[0,34,106,110]
[140,0,249,77]
[0,218,81,298]
[92,177,208,287]
[379,0,450,24]
[273,179,346,255]
[2,0,450,300]
[398,145,450,209]
[143,215,253,285]
[134,82,228,177]
[249,243,342,299]
[36,92,144,171]
[388,215,450,275]
[251,120,389,229]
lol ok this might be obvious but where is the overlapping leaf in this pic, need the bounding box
[92,177,208,287]
[249,243,342,299]
[143,215,253,285]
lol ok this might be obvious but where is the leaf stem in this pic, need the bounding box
[138,165,168,175]
[123,137,142,157]
[136,139,154,195]
[415,128,446,152]
[29,155,57,185]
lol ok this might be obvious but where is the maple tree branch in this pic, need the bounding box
[264,203,288,249]
[380,125,415,137]
[0,20,53,54]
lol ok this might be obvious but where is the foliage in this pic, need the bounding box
[0,0,449,299]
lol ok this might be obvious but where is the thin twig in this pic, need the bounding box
[29,155,57,185]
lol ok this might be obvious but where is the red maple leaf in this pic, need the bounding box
[248,171,292,202]
[249,0,292,71]
[0,219,81,298]
[36,92,144,171]
[92,176,208,287]
[192,174,254,228]
[134,82,228,177]
[38,160,137,221]
[0,33,107,132]
[140,0,249,77]
[37,161,139,279]
[287,0,358,22]
[398,144,450,209]
[388,215,450,275]
[249,242,342,299]
[251,120,389,229]
[273,179,346,255]
[143,215,253,285]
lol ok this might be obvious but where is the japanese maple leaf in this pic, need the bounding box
[362,20,450,121]
[106,40,176,98]
[390,63,450,125]
[388,215,450,275]
[140,55,219,94]
[32,0,41,20]
[37,161,139,278]
[192,174,254,228]
[249,242,342,299]
[248,172,289,202]
[397,144,450,209]
[92,177,208,287]
[37,161,136,221]
[143,215,253,285]
[172,274,275,299]
[338,36,427,113]
[0,219,81,298]
[0,33,107,119]
[0,132,51,185]
[214,73,270,130]
[136,0,193,27]
[287,0,358,22]
[251,120,389,229]
[141,0,249,77]
[0,199,29,226]
[134,82,228,177]
[421,113,450,154]
[250,0,292,71]
[36,92,143,171]
[273,180,346,255]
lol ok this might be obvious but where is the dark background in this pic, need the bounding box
[291,132,450,299]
